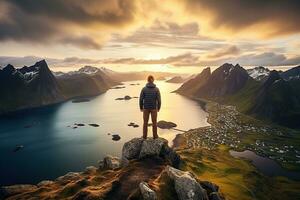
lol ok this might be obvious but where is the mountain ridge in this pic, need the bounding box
[176,64,300,128]
[0,60,120,115]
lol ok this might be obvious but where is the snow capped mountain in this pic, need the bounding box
[0,63,40,82]
[77,66,100,74]
[247,66,270,81]
[0,60,60,83]
[177,63,249,98]
[22,71,39,81]
[0,60,119,114]
[53,66,102,77]
[0,60,64,114]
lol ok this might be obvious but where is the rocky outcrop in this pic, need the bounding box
[0,137,224,200]
[122,137,181,168]
[122,137,144,160]
[0,184,37,199]
[139,138,168,158]
[112,134,121,141]
[166,166,208,200]
[139,182,157,200]
[99,155,121,170]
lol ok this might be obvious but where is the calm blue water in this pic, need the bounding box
[230,150,300,180]
[0,81,209,186]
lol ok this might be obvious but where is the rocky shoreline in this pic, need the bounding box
[0,138,224,200]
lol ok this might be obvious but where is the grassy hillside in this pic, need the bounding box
[178,146,300,200]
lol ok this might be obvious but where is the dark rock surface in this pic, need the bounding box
[112,134,121,141]
[122,137,180,168]
[74,123,85,126]
[89,123,100,127]
[115,95,133,100]
[157,120,177,129]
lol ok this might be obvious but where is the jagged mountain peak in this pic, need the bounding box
[247,66,270,81]
[2,64,16,73]
[176,63,250,98]
[55,65,102,77]
[34,59,47,67]
[212,63,248,80]
[78,66,100,74]
[202,67,211,74]
[193,67,211,80]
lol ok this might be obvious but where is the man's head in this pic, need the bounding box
[147,75,154,83]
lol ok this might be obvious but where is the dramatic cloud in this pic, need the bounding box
[0,0,138,49]
[0,0,300,72]
[232,52,300,66]
[1,0,300,50]
[207,45,240,59]
[182,0,300,38]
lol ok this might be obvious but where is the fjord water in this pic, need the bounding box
[0,81,209,186]
[230,150,300,180]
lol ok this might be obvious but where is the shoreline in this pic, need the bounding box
[173,98,300,173]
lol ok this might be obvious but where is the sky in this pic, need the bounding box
[0,0,300,73]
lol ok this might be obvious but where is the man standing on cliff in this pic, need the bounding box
[139,75,161,139]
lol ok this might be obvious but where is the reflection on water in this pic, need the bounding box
[0,81,208,185]
[230,150,300,180]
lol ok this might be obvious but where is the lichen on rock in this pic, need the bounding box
[121,137,181,168]
[139,181,157,200]
[166,166,209,200]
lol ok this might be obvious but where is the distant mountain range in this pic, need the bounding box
[0,60,182,114]
[176,63,300,129]
[54,66,119,98]
[0,61,119,114]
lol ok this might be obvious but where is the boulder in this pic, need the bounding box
[75,123,85,126]
[166,166,208,200]
[157,120,177,129]
[122,138,144,160]
[139,138,168,159]
[0,184,37,199]
[112,134,121,141]
[89,123,100,127]
[37,180,54,187]
[139,182,157,200]
[124,95,132,100]
[84,166,97,174]
[100,155,121,170]
[56,172,81,184]
[128,122,135,126]
[122,137,181,167]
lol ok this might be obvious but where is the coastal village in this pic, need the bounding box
[180,101,300,169]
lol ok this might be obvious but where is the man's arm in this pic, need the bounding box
[139,88,144,110]
[157,88,161,111]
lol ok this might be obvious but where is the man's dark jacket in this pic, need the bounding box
[139,82,161,110]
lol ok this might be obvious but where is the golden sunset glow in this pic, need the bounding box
[0,0,299,73]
